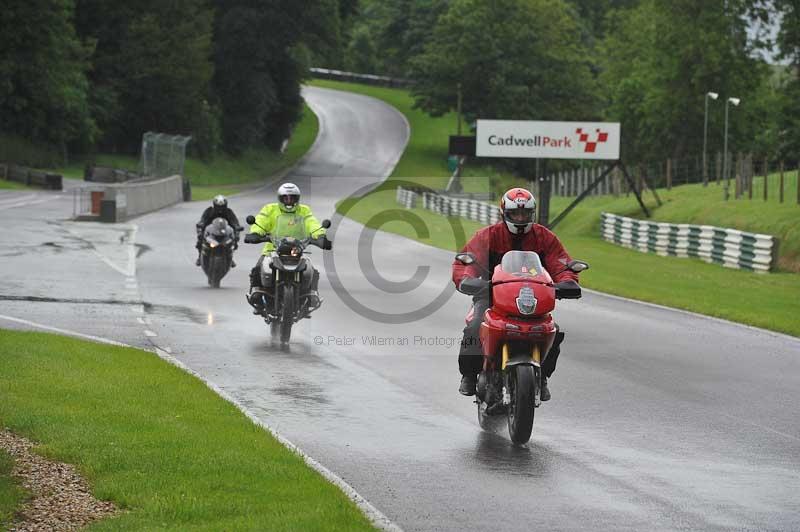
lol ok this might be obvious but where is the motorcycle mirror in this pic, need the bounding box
[455,252,476,265]
[321,219,331,229]
[246,215,256,225]
[567,260,589,273]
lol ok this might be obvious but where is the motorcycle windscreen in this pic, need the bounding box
[500,251,545,276]
[273,213,311,241]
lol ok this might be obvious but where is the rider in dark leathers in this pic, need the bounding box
[195,195,242,267]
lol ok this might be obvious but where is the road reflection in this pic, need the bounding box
[469,430,552,479]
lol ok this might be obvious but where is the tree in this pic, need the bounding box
[774,0,800,159]
[75,0,216,155]
[0,0,95,160]
[213,1,316,153]
[344,0,449,77]
[598,0,771,163]
[410,0,599,122]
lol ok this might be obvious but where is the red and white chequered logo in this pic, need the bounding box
[576,128,609,153]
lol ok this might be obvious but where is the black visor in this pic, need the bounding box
[506,208,534,224]
[280,194,298,206]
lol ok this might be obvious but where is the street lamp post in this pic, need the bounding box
[722,97,741,200]
[703,92,719,187]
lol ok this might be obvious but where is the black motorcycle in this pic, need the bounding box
[244,215,332,343]
[200,218,239,288]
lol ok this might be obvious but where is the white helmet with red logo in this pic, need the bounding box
[500,187,537,234]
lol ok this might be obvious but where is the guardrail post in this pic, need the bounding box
[667,158,672,190]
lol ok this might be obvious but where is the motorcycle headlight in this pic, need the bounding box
[209,240,218,248]
[290,247,301,257]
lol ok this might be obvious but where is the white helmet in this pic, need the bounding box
[500,187,536,234]
[277,182,300,212]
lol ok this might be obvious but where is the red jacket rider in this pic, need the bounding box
[451,187,579,399]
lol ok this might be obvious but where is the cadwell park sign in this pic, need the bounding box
[476,120,621,160]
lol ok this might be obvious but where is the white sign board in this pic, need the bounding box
[476,120,621,160]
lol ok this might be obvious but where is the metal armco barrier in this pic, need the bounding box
[310,68,413,88]
[396,186,500,225]
[0,163,62,190]
[600,212,777,273]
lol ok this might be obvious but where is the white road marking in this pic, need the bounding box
[130,305,144,314]
[0,314,127,347]
[143,330,157,337]
[585,288,800,343]
[0,196,60,211]
[0,194,37,206]
[0,312,400,531]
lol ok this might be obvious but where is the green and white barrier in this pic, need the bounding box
[396,186,501,225]
[600,212,778,273]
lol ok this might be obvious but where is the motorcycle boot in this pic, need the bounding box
[247,288,269,315]
[459,374,477,396]
[541,377,551,402]
[303,290,322,312]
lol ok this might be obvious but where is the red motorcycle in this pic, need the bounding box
[456,250,588,444]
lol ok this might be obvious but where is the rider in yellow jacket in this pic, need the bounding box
[246,183,329,312]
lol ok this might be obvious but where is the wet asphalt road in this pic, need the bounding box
[2,86,800,531]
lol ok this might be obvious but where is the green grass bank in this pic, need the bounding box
[313,78,800,337]
[0,330,374,531]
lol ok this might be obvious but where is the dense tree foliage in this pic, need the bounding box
[0,0,95,158]
[774,0,800,159]
[1,0,351,161]
[0,1,794,165]
[598,0,771,162]
[410,0,598,123]
[76,0,216,155]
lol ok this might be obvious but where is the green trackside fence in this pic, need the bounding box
[600,212,778,273]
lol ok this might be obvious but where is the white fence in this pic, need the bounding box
[396,187,500,225]
[600,212,777,273]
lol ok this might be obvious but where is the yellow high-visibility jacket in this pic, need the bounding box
[249,203,326,255]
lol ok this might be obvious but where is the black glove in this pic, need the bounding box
[244,233,261,244]
[554,280,582,299]
[320,236,332,250]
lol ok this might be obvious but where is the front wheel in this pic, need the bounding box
[279,284,295,344]
[507,365,535,444]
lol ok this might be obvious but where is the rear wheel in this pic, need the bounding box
[279,285,295,344]
[507,365,535,444]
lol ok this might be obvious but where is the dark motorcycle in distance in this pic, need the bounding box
[200,218,239,288]
[456,250,588,444]
[244,215,332,344]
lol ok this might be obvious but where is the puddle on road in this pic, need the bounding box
[0,296,217,325]
[143,302,220,325]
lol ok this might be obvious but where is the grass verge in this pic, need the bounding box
[316,78,800,337]
[0,179,31,190]
[0,329,374,531]
[0,449,26,528]
[51,103,320,201]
